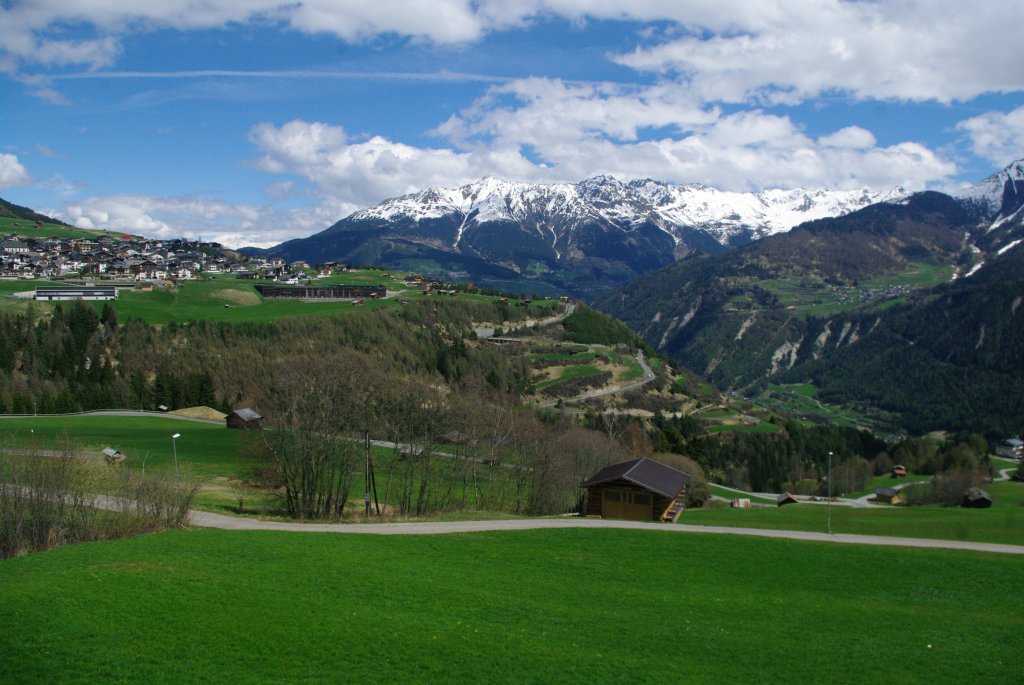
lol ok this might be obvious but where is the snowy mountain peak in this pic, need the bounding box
[955,159,1024,210]
[351,175,908,248]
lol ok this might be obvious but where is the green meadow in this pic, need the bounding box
[1,527,1020,684]
[0,414,246,477]
[683,479,1024,546]
[0,415,529,516]
[0,216,123,240]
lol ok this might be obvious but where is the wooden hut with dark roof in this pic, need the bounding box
[227,408,263,430]
[581,457,690,522]
[961,488,992,509]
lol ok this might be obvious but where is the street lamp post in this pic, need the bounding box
[827,451,833,534]
[171,433,181,483]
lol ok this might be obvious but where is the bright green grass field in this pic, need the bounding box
[684,480,1024,545]
[98,279,405,324]
[0,415,247,477]
[0,216,121,240]
[1,528,1020,684]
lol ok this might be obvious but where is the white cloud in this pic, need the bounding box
[818,127,877,151]
[431,79,956,191]
[0,1,484,74]
[610,2,1024,104]
[0,153,32,189]
[957,107,1024,166]
[248,119,540,207]
[50,193,357,248]
[5,2,1022,107]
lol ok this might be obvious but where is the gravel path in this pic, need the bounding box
[186,510,1024,555]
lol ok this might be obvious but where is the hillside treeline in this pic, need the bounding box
[0,299,543,414]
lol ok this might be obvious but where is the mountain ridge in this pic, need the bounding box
[593,160,1024,434]
[246,175,907,297]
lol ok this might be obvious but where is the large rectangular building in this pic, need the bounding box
[254,284,386,300]
[35,286,118,301]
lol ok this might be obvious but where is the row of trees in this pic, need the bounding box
[250,353,634,519]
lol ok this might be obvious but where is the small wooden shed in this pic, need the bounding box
[891,465,908,478]
[961,488,992,509]
[227,408,263,430]
[777,492,800,507]
[873,487,904,505]
[582,457,690,522]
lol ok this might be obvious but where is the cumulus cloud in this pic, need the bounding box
[48,192,359,248]
[0,153,31,189]
[611,2,1024,104]
[957,107,1024,166]
[5,2,1022,106]
[430,79,955,191]
[0,1,484,76]
[248,119,540,207]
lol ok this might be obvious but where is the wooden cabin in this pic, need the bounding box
[777,492,800,507]
[227,408,263,430]
[961,488,992,509]
[873,487,904,505]
[891,465,908,478]
[582,457,690,522]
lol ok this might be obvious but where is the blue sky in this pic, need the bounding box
[1,2,1023,247]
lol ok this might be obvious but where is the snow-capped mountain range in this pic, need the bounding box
[354,175,906,252]
[254,160,1024,298]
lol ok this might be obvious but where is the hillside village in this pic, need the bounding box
[0,231,313,282]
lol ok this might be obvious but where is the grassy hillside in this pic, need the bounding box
[1,528,1020,683]
[0,215,125,240]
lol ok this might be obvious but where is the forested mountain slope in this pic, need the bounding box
[596,181,1024,435]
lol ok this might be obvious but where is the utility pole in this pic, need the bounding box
[364,430,371,517]
[827,451,833,534]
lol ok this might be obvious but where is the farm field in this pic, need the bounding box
[0,414,247,477]
[682,479,1024,545]
[754,383,902,436]
[0,270,562,325]
[1,527,1020,684]
[0,414,530,517]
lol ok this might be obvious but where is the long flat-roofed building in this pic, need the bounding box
[254,284,385,300]
[35,285,117,301]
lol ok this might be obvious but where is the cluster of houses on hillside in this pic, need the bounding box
[0,233,328,282]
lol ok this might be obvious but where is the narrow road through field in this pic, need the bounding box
[186,510,1024,555]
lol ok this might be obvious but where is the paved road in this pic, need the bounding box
[186,510,1024,555]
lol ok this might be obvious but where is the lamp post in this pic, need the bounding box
[827,451,833,534]
[171,433,181,483]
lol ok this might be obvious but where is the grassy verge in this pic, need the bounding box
[1,527,1020,683]
[684,480,1024,545]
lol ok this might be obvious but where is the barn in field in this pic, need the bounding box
[227,408,263,430]
[582,457,690,522]
[873,487,904,505]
